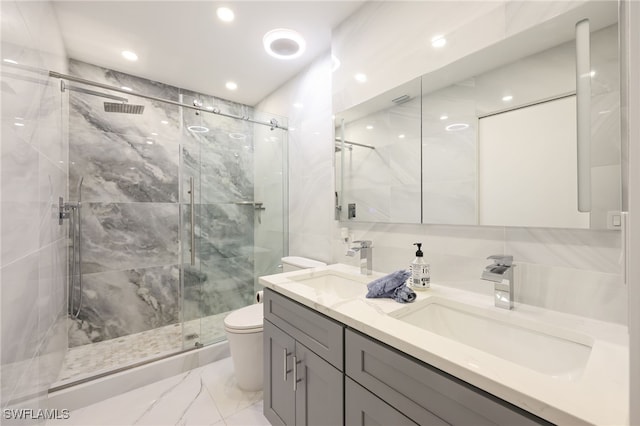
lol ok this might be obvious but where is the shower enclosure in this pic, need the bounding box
[53,60,288,385]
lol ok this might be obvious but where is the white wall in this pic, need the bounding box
[0,0,69,417]
[256,54,335,265]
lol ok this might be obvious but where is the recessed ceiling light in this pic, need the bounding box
[354,73,367,83]
[502,95,513,102]
[121,86,133,92]
[263,28,306,60]
[121,50,138,61]
[431,35,446,48]
[216,7,234,22]
[146,141,154,145]
[366,125,374,130]
[3,58,18,64]
[226,81,238,91]
[151,132,158,136]
[445,123,469,132]
[440,115,448,120]
[160,120,169,125]
[398,134,406,139]
[293,102,303,109]
[188,125,209,133]
[14,122,25,127]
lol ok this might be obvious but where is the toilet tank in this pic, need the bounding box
[281,256,327,272]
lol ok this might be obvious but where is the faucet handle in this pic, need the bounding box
[486,254,513,266]
[353,240,372,248]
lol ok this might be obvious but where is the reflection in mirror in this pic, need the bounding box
[335,78,422,223]
[335,1,620,229]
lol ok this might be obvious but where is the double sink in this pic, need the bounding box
[282,267,592,382]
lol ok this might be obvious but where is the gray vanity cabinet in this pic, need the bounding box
[263,289,344,426]
[345,377,420,426]
[345,329,552,426]
[263,288,552,426]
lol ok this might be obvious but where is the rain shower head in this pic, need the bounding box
[104,102,145,114]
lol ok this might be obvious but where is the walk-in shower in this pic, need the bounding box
[50,60,288,387]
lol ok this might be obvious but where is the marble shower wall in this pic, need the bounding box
[67,60,257,346]
[0,0,68,418]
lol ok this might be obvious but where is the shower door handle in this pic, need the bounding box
[189,177,195,266]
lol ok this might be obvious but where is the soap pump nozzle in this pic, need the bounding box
[414,242,423,257]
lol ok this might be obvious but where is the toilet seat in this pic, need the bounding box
[224,303,263,334]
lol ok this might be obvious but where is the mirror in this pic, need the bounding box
[335,1,620,229]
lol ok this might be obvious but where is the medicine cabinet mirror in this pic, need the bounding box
[334,1,620,229]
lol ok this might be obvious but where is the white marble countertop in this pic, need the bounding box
[259,263,629,426]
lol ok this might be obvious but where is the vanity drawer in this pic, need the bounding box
[264,289,344,370]
[345,328,551,426]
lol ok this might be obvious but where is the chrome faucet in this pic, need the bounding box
[481,255,514,310]
[346,240,373,275]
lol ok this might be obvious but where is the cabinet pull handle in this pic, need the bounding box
[283,349,292,382]
[293,356,302,392]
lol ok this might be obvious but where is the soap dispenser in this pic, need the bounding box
[410,243,430,290]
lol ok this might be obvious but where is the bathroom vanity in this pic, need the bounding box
[260,264,628,425]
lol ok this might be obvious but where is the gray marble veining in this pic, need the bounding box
[67,60,262,348]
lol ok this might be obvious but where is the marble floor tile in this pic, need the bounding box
[47,357,269,426]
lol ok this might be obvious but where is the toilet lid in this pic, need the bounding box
[224,303,263,331]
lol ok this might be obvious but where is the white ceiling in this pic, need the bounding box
[52,1,364,106]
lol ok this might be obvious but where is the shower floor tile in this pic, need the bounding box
[46,357,269,426]
[55,312,229,385]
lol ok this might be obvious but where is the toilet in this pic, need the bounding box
[224,256,327,391]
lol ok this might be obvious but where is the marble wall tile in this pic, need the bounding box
[68,265,180,346]
[1,0,68,412]
[257,54,335,264]
[516,262,626,324]
[79,202,179,274]
[183,256,255,322]
[1,126,40,266]
[1,252,41,405]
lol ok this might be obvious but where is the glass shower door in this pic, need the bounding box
[179,93,288,349]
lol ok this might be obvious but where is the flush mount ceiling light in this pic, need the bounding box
[263,29,306,60]
[216,7,234,22]
[121,50,138,61]
[445,123,469,132]
[226,81,238,90]
[440,115,448,120]
[502,95,513,102]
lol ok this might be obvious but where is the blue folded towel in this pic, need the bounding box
[366,270,415,303]
[393,285,416,303]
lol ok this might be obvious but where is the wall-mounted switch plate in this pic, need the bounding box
[348,203,356,219]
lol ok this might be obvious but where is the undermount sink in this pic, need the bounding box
[285,270,368,300]
[391,297,593,381]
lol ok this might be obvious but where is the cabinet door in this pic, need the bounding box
[345,377,419,426]
[264,320,296,426]
[295,343,344,426]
